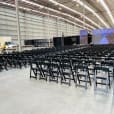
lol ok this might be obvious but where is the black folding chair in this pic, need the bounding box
[94,66,110,90]
[49,62,60,83]
[60,59,75,86]
[30,61,43,79]
[76,65,91,89]
[38,59,51,81]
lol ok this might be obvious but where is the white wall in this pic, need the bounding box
[0,6,82,45]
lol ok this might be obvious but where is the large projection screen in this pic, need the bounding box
[80,30,88,44]
[93,28,114,44]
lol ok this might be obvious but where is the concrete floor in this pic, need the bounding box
[0,67,114,114]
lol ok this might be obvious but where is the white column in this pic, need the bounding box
[15,0,21,52]
[83,0,86,29]
[47,10,50,47]
[56,18,59,37]
[66,21,67,36]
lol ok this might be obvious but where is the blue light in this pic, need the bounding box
[93,28,114,35]
[100,35,109,44]
[92,28,114,44]
[80,30,88,36]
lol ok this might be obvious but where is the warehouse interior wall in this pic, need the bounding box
[0,6,82,46]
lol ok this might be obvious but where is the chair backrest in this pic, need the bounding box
[94,66,109,72]
[77,65,88,71]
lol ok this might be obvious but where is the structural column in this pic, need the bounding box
[15,0,21,52]
[83,0,86,29]
[47,10,51,47]
[56,17,59,37]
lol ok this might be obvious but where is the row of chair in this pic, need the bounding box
[30,56,113,89]
[0,44,114,90]
[29,45,114,90]
[0,47,58,71]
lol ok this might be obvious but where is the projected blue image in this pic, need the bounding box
[100,35,109,44]
[80,30,88,44]
[80,30,88,36]
[93,28,114,44]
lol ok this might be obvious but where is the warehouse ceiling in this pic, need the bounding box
[0,0,114,31]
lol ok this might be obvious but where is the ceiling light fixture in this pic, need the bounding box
[73,0,109,28]
[20,0,95,29]
[99,0,114,24]
[96,0,100,3]
[21,0,44,9]
[59,7,62,10]
[48,0,101,28]
[0,2,92,31]
[76,4,79,7]
[45,7,95,29]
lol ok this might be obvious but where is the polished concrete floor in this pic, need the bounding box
[0,67,114,114]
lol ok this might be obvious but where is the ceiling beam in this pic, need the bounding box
[72,0,110,28]
[20,0,95,29]
[99,0,114,24]
[48,0,101,28]
[0,2,92,31]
